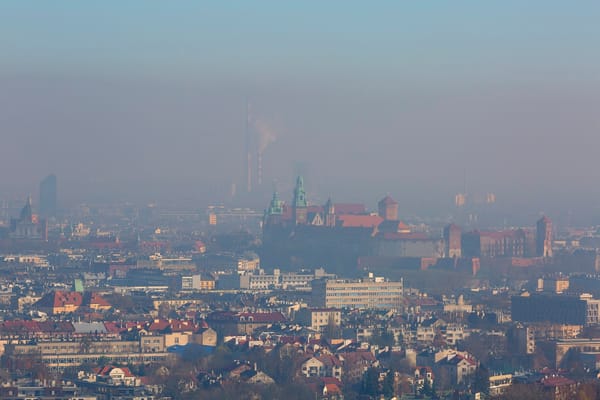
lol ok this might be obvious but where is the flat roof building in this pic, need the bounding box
[311,274,403,309]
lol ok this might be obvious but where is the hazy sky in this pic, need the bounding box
[1,2,600,218]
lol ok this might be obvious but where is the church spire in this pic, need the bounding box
[292,176,308,225]
[20,196,33,222]
[325,197,336,227]
[293,176,307,208]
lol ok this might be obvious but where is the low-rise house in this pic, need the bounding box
[239,369,275,385]
[414,366,434,392]
[295,308,341,332]
[542,376,577,400]
[444,324,469,345]
[339,350,378,383]
[33,291,111,315]
[436,353,477,387]
[416,326,435,343]
[301,355,343,380]
[207,311,287,335]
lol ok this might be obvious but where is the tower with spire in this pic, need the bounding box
[10,196,47,240]
[324,198,336,227]
[20,196,34,223]
[292,176,308,225]
[264,190,284,226]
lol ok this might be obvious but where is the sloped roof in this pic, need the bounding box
[35,291,83,309]
[97,365,135,378]
[238,312,287,323]
[340,350,376,364]
[337,214,383,228]
[73,321,107,334]
[85,292,111,307]
[316,354,342,367]
[37,321,75,333]
[334,203,366,215]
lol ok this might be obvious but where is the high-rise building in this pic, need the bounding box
[536,216,553,258]
[378,195,398,221]
[39,174,57,218]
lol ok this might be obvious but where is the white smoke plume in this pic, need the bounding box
[253,117,277,154]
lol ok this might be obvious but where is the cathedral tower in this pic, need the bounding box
[292,176,308,225]
[324,198,336,227]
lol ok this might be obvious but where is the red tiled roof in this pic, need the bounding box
[341,350,376,364]
[0,320,40,334]
[37,321,75,333]
[307,205,324,214]
[334,203,366,215]
[337,214,383,228]
[169,320,197,332]
[324,383,342,395]
[84,292,111,308]
[148,319,170,332]
[316,354,342,367]
[97,365,135,378]
[542,376,575,387]
[35,291,83,309]
[321,377,342,385]
[381,232,428,240]
[103,322,125,334]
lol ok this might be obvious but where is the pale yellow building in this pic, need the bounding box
[311,275,403,309]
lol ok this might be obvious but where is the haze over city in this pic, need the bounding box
[1,2,599,223]
[6,3,600,400]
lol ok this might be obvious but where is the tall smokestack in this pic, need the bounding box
[246,100,252,193]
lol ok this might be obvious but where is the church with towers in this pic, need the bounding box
[261,176,445,273]
[9,197,48,241]
[263,175,380,230]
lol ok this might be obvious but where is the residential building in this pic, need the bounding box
[295,308,341,332]
[311,274,403,309]
[4,337,170,371]
[207,311,287,335]
[489,374,513,396]
[444,324,469,345]
[301,355,343,379]
[414,367,434,393]
[181,274,215,291]
[416,326,435,344]
[537,276,569,294]
[436,353,477,386]
[511,293,587,325]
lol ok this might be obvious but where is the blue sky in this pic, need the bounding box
[3,2,598,82]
